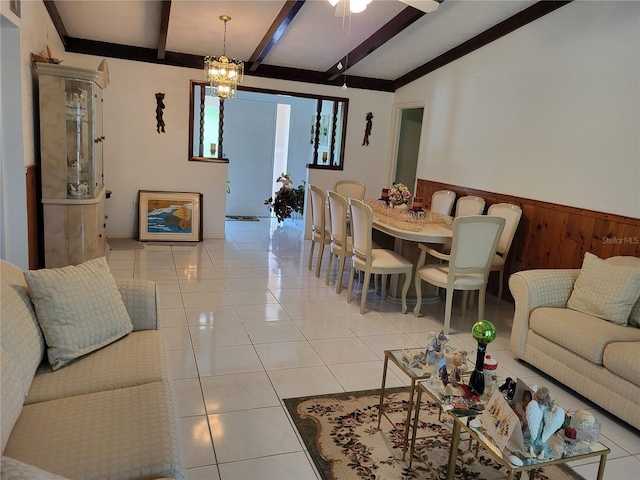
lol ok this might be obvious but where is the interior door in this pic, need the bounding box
[223,99,277,217]
[394,108,423,190]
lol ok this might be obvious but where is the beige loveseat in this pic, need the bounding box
[509,254,640,430]
[1,259,185,479]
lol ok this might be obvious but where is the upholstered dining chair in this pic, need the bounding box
[347,199,413,315]
[455,195,486,217]
[326,191,353,293]
[334,180,366,201]
[308,184,331,277]
[431,190,456,216]
[413,215,505,334]
[487,203,523,304]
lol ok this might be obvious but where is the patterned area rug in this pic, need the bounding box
[283,388,586,480]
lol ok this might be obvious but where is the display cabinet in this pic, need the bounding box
[36,61,109,267]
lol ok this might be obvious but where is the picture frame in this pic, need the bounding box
[9,0,20,18]
[138,190,202,242]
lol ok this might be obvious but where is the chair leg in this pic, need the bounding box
[374,274,379,294]
[468,291,476,308]
[496,269,504,306]
[478,286,486,322]
[325,251,333,286]
[308,240,315,271]
[315,243,325,277]
[381,274,388,300]
[347,265,355,304]
[461,291,469,316]
[360,270,371,314]
[413,275,423,317]
[400,272,410,314]
[443,287,454,335]
[336,255,347,294]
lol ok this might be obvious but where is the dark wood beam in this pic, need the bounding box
[43,0,68,48]
[157,0,172,60]
[394,0,572,89]
[248,0,306,72]
[325,6,425,82]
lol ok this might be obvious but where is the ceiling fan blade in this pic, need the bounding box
[398,0,440,13]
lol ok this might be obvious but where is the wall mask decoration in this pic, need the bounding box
[362,112,373,146]
[155,93,166,133]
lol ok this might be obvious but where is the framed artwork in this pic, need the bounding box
[138,191,202,242]
[10,0,20,18]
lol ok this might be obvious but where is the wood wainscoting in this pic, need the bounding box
[416,179,640,301]
[26,164,42,270]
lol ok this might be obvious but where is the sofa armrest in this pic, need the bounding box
[116,279,160,331]
[508,269,580,358]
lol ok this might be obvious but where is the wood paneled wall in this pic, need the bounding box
[26,165,41,270]
[416,179,640,300]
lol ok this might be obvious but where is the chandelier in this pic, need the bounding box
[204,15,244,99]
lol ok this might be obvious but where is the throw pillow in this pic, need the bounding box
[567,252,640,325]
[24,257,133,370]
[605,256,640,327]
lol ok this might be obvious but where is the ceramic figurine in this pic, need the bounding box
[425,330,448,364]
[524,386,566,459]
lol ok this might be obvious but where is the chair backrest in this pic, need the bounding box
[348,199,373,265]
[327,190,348,247]
[448,216,506,277]
[309,184,326,236]
[334,180,366,201]
[455,195,486,217]
[431,190,456,216]
[487,203,523,257]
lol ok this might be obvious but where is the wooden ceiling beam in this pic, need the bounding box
[157,0,172,60]
[248,0,306,73]
[324,6,425,82]
[43,0,68,48]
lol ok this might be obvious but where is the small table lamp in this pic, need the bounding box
[469,320,497,395]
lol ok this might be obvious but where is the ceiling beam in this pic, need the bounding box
[43,0,68,48]
[394,0,573,89]
[247,0,306,73]
[157,0,172,60]
[325,6,425,82]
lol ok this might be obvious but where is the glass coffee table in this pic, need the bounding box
[446,404,610,480]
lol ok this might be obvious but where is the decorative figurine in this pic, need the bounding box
[524,386,565,459]
[362,112,373,146]
[425,330,449,364]
[449,349,467,388]
[155,93,166,133]
[468,320,497,396]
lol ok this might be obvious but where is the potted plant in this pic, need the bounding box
[264,173,305,223]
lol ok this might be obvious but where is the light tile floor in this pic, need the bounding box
[108,218,639,480]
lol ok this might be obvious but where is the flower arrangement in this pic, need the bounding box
[389,183,412,205]
[264,173,305,223]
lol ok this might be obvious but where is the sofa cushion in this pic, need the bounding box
[605,256,640,327]
[567,252,640,325]
[603,342,640,385]
[24,257,133,370]
[1,348,24,454]
[4,382,185,480]
[25,330,168,405]
[1,456,70,480]
[0,260,46,395]
[529,307,640,364]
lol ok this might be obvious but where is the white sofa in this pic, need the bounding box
[1,259,185,479]
[509,255,640,430]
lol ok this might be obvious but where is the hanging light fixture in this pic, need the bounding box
[204,15,244,100]
[328,0,372,14]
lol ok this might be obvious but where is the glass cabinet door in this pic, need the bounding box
[65,78,102,198]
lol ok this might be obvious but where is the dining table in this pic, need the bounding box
[365,199,453,303]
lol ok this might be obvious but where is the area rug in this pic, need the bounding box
[107,238,144,250]
[283,388,585,480]
[226,215,259,221]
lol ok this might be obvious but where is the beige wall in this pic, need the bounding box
[394,1,640,218]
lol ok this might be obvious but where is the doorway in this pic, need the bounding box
[394,107,424,191]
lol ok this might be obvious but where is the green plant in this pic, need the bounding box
[264,173,305,223]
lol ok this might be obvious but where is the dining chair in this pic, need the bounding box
[308,184,331,277]
[455,195,486,217]
[413,215,505,334]
[347,199,413,314]
[431,190,456,216]
[334,180,366,201]
[487,203,523,305]
[326,191,353,293]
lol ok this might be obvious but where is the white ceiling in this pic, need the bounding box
[49,0,553,90]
